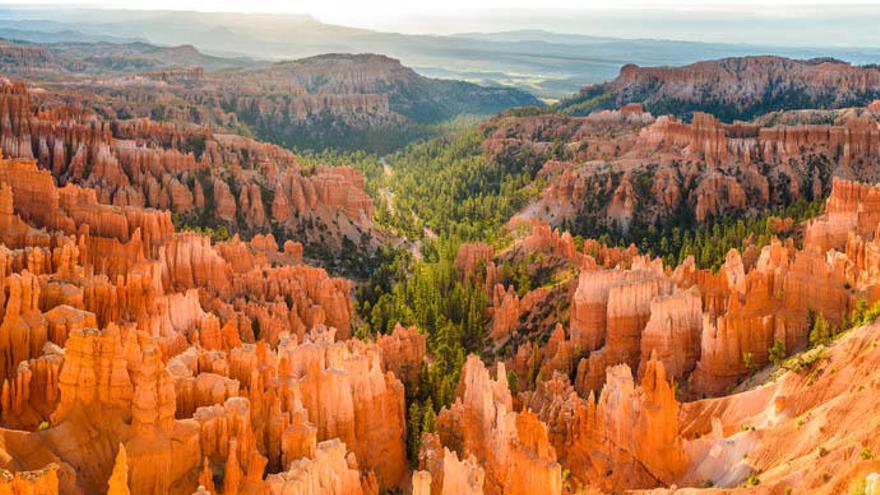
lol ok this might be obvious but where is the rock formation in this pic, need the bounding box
[512,98,880,232]
[0,147,406,494]
[434,355,562,495]
[377,323,427,390]
[1,49,880,495]
[570,259,673,394]
[637,287,703,382]
[418,434,485,495]
[522,352,688,491]
[0,78,381,268]
[455,243,494,282]
[562,55,880,120]
[107,445,130,495]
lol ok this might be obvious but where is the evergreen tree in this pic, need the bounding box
[407,402,422,462]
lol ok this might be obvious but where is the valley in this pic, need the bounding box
[0,10,877,495]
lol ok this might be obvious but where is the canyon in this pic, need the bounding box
[4,123,880,494]
[446,176,880,494]
[0,154,403,494]
[0,47,879,495]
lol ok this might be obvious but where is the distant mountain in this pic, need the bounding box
[214,53,542,152]
[262,54,540,121]
[0,37,259,76]
[2,7,880,98]
[556,56,880,121]
[0,26,138,45]
[453,29,618,44]
[0,38,539,152]
[45,41,259,72]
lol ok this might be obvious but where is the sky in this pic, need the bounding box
[2,0,879,46]
[4,0,879,29]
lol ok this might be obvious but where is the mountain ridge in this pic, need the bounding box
[3,7,880,98]
[557,55,880,121]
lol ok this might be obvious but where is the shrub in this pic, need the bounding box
[742,351,755,371]
[769,339,787,366]
[809,312,833,347]
[744,473,761,487]
[507,370,519,395]
[851,299,869,327]
[864,300,880,325]
[784,347,827,374]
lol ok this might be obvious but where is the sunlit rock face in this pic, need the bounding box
[0,78,378,266]
[1,51,880,495]
[0,149,399,493]
[514,94,880,235]
[574,56,880,120]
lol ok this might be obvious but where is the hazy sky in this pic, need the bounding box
[4,1,878,29]
[3,0,879,46]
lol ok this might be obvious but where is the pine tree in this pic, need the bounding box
[407,402,422,462]
[809,313,832,347]
[421,398,436,436]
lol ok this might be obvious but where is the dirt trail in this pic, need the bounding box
[378,156,435,259]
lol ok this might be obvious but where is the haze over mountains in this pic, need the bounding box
[0,36,539,153]
[2,2,880,495]
[1,6,879,98]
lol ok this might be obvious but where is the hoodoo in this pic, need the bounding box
[0,11,877,495]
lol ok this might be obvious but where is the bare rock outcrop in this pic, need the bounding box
[435,355,562,495]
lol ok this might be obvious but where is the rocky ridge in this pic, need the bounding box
[558,56,880,121]
[0,77,381,275]
[507,102,880,231]
[0,40,542,153]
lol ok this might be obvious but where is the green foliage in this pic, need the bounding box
[383,126,552,242]
[359,237,490,463]
[561,467,572,492]
[769,339,787,367]
[850,298,880,328]
[851,299,869,327]
[860,447,874,460]
[363,238,487,353]
[407,402,423,462]
[850,479,869,495]
[573,195,823,272]
[809,311,834,347]
[783,347,828,375]
[172,213,232,242]
[502,105,556,118]
[421,398,436,436]
[743,473,761,487]
[554,83,615,115]
[507,370,519,396]
[37,421,50,431]
[742,351,755,372]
